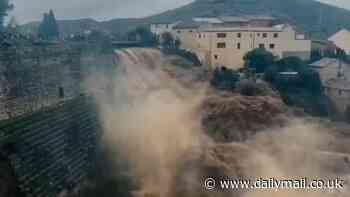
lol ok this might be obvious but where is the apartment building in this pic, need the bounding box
[151,16,311,70]
[150,16,311,70]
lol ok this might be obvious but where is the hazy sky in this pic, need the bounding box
[8,0,350,24]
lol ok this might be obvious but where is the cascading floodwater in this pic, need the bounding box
[99,48,205,197]
[87,48,350,197]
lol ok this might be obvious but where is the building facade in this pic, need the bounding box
[310,58,350,83]
[152,16,311,70]
[324,78,350,117]
[310,57,350,118]
[328,29,350,55]
[174,17,311,70]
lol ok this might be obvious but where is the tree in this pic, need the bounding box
[267,56,322,93]
[335,47,348,62]
[211,67,240,90]
[38,9,59,40]
[299,68,322,94]
[127,26,157,46]
[175,39,181,49]
[135,26,156,45]
[310,49,322,62]
[48,9,59,38]
[264,56,326,116]
[161,32,175,49]
[346,106,350,123]
[244,48,275,73]
[275,56,306,72]
[264,65,279,84]
[38,13,49,39]
[311,47,349,63]
[0,0,13,29]
[7,16,18,30]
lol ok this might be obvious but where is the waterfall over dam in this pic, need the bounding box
[1,47,349,197]
[94,48,350,197]
[0,47,172,197]
[0,47,167,197]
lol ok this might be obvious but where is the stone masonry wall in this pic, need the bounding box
[0,96,101,197]
[0,43,83,120]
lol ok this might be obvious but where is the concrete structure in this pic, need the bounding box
[0,96,100,197]
[168,16,311,70]
[329,29,350,55]
[324,78,350,116]
[310,58,350,117]
[0,43,83,119]
[310,58,350,83]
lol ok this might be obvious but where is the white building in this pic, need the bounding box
[171,16,311,70]
[328,29,350,55]
[310,58,350,83]
[310,58,350,117]
[324,78,350,117]
[150,21,181,39]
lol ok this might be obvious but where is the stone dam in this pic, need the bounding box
[0,96,101,197]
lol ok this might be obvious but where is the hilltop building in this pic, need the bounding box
[328,29,350,55]
[151,16,311,70]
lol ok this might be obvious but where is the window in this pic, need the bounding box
[259,44,265,49]
[274,33,279,38]
[237,33,242,38]
[177,30,181,34]
[257,33,261,37]
[166,24,169,28]
[339,90,343,96]
[263,33,267,38]
[237,43,241,49]
[189,30,193,33]
[217,42,226,48]
[198,34,202,38]
[269,44,275,49]
[217,33,227,38]
[214,54,219,60]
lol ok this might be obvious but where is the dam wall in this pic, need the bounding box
[0,96,101,197]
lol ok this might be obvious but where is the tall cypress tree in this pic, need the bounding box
[48,9,59,39]
[38,9,59,40]
[38,13,49,39]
